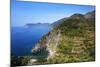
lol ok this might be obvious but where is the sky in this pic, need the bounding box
[11,0,95,26]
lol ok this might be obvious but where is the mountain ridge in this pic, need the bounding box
[52,10,95,28]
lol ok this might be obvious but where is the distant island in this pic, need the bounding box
[26,23,50,27]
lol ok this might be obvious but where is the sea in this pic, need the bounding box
[11,24,51,56]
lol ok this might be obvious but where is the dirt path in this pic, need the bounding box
[47,31,61,59]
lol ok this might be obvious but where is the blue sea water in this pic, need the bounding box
[11,25,51,56]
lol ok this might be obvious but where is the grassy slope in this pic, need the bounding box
[47,18,95,63]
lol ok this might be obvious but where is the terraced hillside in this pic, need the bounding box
[29,11,95,65]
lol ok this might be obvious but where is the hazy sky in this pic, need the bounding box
[11,0,95,26]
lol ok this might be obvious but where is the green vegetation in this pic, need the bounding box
[11,11,95,66]
[11,56,32,66]
[47,16,95,63]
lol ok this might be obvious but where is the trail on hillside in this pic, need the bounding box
[46,30,61,60]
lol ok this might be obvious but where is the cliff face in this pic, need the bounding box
[30,11,95,64]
